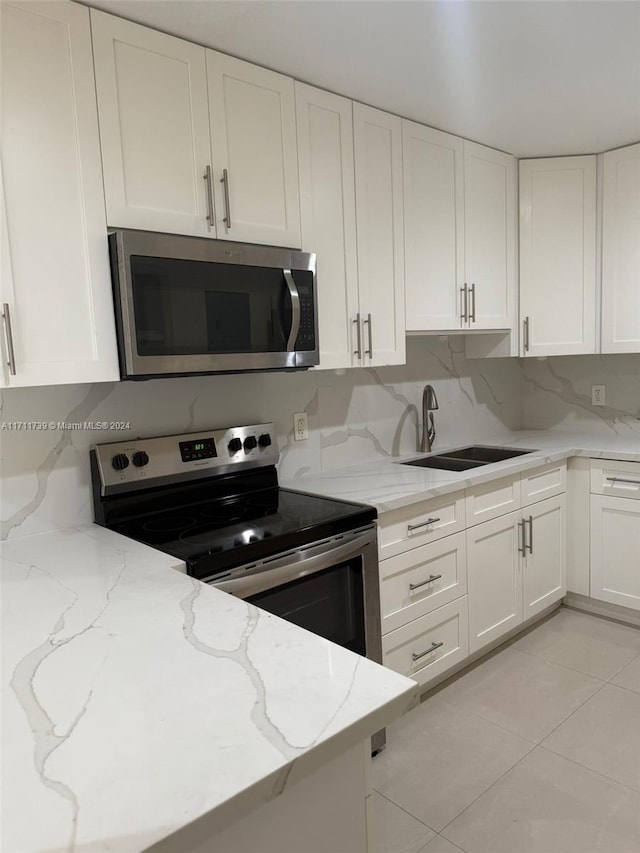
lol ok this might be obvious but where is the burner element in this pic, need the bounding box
[143,515,195,534]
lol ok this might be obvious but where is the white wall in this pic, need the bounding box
[0,336,522,540]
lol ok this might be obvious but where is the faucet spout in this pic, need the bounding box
[420,384,439,453]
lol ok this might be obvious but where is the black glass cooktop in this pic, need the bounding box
[111,487,376,580]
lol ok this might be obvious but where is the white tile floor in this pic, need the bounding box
[371,607,640,853]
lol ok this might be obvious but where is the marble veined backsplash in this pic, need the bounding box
[521,354,640,436]
[0,337,521,540]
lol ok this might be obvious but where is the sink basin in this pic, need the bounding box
[439,446,534,463]
[402,457,487,472]
[400,446,536,472]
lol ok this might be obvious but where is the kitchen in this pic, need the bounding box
[2,4,640,850]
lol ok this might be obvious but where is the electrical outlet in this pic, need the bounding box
[592,385,605,407]
[293,412,308,441]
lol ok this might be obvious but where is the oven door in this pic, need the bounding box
[209,526,382,665]
[109,229,318,377]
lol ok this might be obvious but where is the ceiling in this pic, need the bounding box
[86,0,640,157]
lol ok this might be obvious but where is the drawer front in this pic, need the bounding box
[382,597,469,688]
[591,459,640,500]
[521,462,566,506]
[465,474,521,526]
[380,532,467,633]
[378,493,465,559]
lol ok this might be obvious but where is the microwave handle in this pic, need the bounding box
[283,269,301,351]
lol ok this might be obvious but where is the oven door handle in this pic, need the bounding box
[283,269,301,352]
[207,529,376,598]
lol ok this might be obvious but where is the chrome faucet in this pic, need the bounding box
[420,384,439,453]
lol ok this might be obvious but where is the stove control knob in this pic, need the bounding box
[258,433,272,448]
[111,453,129,471]
[132,451,149,468]
[228,437,243,455]
[243,436,257,452]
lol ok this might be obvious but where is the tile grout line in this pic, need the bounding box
[437,694,538,747]
[535,743,640,796]
[502,643,620,683]
[371,787,439,834]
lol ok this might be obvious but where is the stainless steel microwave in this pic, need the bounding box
[108,229,318,379]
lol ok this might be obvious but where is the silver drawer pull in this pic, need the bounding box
[409,574,442,591]
[606,477,640,486]
[412,641,444,662]
[2,303,16,375]
[407,517,440,533]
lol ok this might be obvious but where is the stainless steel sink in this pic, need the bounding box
[400,445,536,472]
[402,456,487,471]
[439,446,534,463]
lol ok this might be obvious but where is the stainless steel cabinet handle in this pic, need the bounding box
[353,313,362,359]
[220,168,231,229]
[409,574,442,591]
[283,269,300,352]
[412,641,444,662]
[606,477,640,486]
[364,313,373,359]
[2,303,16,375]
[523,316,530,352]
[470,283,476,323]
[518,520,526,554]
[203,165,215,227]
[460,284,468,324]
[407,517,441,533]
[527,515,533,554]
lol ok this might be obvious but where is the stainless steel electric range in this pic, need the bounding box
[91,422,384,750]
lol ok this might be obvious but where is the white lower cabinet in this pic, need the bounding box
[382,597,469,688]
[590,456,640,615]
[590,496,640,611]
[467,495,566,653]
[467,510,523,653]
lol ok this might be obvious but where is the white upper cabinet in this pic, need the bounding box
[601,142,640,353]
[1,0,118,387]
[463,141,515,330]
[519,156,597,356]
[295,83,359,369]
[91,10,212,237]
[403,122,464,331]
[91,11,301,247]
[207,53,301,248]
[353,103,405,366]
[403,124,515,334]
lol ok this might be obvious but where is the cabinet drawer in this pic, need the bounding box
[382,598,469,688]
[521,462,566,506]
[380,532,467,634]
[591,459,640,500]
[378,493,465,559]
[465,474,521,526]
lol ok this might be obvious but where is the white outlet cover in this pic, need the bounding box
[293,412,308,441]
[591,385,605,407]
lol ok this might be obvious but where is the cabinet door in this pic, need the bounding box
[0,0,118,387]
[467,510,523,653]
[522,495,566,620]
[463,142,516,330]
[591,495,640,611]
[295,84,359,369]
[601,143,640,353]
[519,156,597,356]
[403,121,464,331]
[353,103,405,366]
[91,10,212,237]
[207,52,301,248]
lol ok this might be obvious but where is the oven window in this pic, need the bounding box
[130,256,313,356]
[248,561,366,656]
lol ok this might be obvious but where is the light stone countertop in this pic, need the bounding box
[283,429,640,512]
[1,524,418,853]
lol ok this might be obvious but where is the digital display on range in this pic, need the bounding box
[179,437,217,462]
